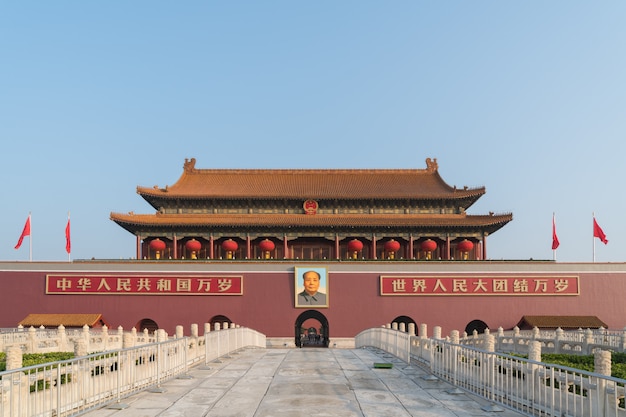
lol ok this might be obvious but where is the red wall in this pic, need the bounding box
[1,262,624,338]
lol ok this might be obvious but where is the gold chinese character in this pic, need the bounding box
[472,279,488,292]
[554,279,569,292]
[217,279,233,292]
[97,279,111,291]
[453,279,468,292]
[493,279,508,292]
[77,278,92,291]
[391,279,406,292]
[137,278,151,292]
[56,278,72,291]
[117,278,132,292]
[197,279,212,292]
[433,279,447,292]
[412,279,426,292]
[177,279,192,292]
[513,279,529,292]
[534,279,548,293]
[156,279,171,292]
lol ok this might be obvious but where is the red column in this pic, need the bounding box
[246,235,251,259]
[335,235,340,260]
[409,234,414,260]
[136,235,141,260]
[209,235,214,259]
[283,235,289,259]
[173,235,178,259]
[482,234,487,260]
[446,236,451,260]
[372,234,377,260]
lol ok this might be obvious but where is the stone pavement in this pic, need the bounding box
[84,347,525,417]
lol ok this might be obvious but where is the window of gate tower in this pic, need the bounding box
[291,239,333,260]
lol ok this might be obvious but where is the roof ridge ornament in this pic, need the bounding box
[184,158,197,173]
[425,157,438,172]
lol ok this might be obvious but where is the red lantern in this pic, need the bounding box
[384,239,401,252]
[149,239,166,251]
[420,239,437,260]
[259,239,275,252]
[457,239,474,253]
[185,239,201,259]
[384,239,401,259]
[185,239,201,252]
[221,239,238,259]
[347,239,363,252]
[420,239,437,252]
[149,238,166,259]
[259,239,275,259]
[347,239,363,259]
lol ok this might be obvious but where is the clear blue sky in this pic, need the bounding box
[1,2,625,262]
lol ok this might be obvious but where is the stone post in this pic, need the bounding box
[584,328,594,355]
[532,326,539,339]
[204,323,211,335]
[594,349,612,416]
[101,325,109,351]
[391,322,398,330]
[176,325,184,339]
[28,326,37,353]
[6,345,23,370]
[433,326,442,340]
[594,350,611,376]
[407,323,415,336]
[419,323,428,338]
[83,324,91,352]
[484,333,495,352]
[157,329,167,342]
[58,324,67,350]
[555,327,563,354]
[5,345,28,417]
[398,322,406,332]
[528,341,542,362]
[123,332,135,349]
[74,338,88,357]
[214,322,221,331]
[450,330,460,344]
[191,323,198,338]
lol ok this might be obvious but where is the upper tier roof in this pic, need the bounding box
[136,157,485,202]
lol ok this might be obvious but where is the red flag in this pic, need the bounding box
[65,217,71,254]
[593,217,608,244]
[14,215,31,249]
[551,214,560,250]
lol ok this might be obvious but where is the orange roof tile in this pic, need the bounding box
[136,157,485,201]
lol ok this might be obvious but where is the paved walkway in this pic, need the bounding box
[85,347,525,417]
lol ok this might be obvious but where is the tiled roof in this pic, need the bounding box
[136,158,485,200]
[516,315,608,330]
[18,313,109,328]
[110,212,512,228]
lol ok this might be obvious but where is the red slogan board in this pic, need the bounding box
[380,275,579,296]
[46,274,243,295]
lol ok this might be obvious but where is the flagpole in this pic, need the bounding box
[29,213,32,262]
[592,212,596,263]
[553,212,556,262]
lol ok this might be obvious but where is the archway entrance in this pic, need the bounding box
[295,310,329,348]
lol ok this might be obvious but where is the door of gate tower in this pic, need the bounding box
[295,310,329,348]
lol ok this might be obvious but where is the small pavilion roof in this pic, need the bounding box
[136,157,485,202]
[18,313,109,328]
[516,315,608,330]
